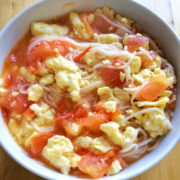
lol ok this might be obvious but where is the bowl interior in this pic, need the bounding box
[0,0,180,180]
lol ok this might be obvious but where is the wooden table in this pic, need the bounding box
[0,0,179,179]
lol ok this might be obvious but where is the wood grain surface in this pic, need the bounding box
[0,0,179,180]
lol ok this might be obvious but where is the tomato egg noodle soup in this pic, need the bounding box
[0,6,176,179]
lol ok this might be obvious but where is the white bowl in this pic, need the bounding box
[0,0,180,179]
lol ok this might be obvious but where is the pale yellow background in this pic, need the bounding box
[0,0,179,180]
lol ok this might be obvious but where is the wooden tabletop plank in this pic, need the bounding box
[0,0,179,180]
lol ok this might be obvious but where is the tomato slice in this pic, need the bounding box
[78,153,112,178]
[123,35,149,52]
[101,57,124,85]
[55,105,89,134]
[1,77,31,113]
[79,113,109,133]
[28,40,75,72]
[91,14,117,34]
[136,75,169,101]
[28,40,54,72]
[49,40,75,56]
[30,132,54,156]
[101,67,121,85]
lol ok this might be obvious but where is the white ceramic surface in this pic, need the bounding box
[0,0,180,180]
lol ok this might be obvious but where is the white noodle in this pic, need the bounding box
[80,80,105,93]
[98,14,133,35]
[92,63,103,69]
[31,121,54,132]
[124,107,163,122]
[82,71,97,80]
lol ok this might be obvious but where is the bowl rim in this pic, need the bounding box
[0,0,180,180]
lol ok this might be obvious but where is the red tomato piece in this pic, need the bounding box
[50,40,75,56]
[136,75,169,101]
[4,73,15,87]
[56,96,67,114]
[78,153,112,178]
[1,78,31,113]
[101,67,121,85]
[28,40,54,72]
[123,35,149,52]
[91,14,117,34]
[30,132,54,155]
[73,105,89,118]
[79,113,109,133]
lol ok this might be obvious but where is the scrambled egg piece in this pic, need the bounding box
[94,33,120,44]
[97,87,130,107]
[45,55,78,73]
[132,69,155,84]
[39,74,54,85]
[45,55,81,101]
[65,122,82,137]
[20,67,36,83]
[42,135,80,175]
[10,112,23,121]
[100,122,138,148]
[135,110,172,137]
[31,22,69,36]
[115,14,133,26]
[129,56,141,74]
[113,87,130,106]
[96,6,115,19]
[103,101,117,113]
[8,119,34,146]
[107,160,122,176]
[135,97,169,108]
[30,102,55,126]
[69,12,92,40]
[28,84,44,102]
[74,136,112,154]
[112,114,129,127]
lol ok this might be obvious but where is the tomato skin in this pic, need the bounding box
[30,132,54,156]
[136,75,169,101]
[123,35,149,52]
[78,153,111,179]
